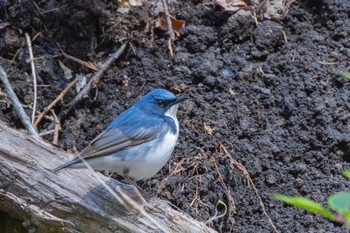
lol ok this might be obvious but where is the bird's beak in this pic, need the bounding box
[168,96,188,107]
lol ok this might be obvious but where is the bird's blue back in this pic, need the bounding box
[106,89,177,136]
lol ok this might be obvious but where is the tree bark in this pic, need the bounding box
[0,122,216,233]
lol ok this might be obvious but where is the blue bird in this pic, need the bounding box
[53,89,187,205]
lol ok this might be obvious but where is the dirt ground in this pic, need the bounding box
[1,0,350,232]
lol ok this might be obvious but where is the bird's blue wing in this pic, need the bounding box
[76,107,164,159]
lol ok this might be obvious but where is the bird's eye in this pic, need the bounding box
[156,100,166,107]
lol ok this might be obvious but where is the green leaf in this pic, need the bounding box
[340,71,350,80]
[342,170,350,179]
[272,194,334,220]
[328,192,350,215]
[334,69,350,80]
[343,211,350,227]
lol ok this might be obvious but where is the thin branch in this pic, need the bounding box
[0,65,39,138]
[69,43,127,106]
[161,0,175,40]
[167,38,174,57]
[25,32,38,125]
[51,110,60,146]
[161,0,175,56]
[57,44,98,71]
[34,79,77,128]
[47,42,128,130]
[39,129,54,136]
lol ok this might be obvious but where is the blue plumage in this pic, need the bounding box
[53,89,187,182]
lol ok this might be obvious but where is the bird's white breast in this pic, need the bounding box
[140,129,178,176]
[131,104,180,180]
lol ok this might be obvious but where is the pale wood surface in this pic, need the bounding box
[0,122,216,233]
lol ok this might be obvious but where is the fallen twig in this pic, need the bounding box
[39,129,54,137]
[51,110,60,146]
[34,79,78,128]
[57,44,99,71]
[11,48,21,64]
[161,0,175,40]
[73,42,127,103]
[161,0,175,56]
[47,42,128,130]
[25,32,38,125]
[168,39,174,57]
[0,65,39,138]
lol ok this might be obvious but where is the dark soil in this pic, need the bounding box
[1,0,350,232]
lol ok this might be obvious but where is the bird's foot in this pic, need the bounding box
[140,198,155,211]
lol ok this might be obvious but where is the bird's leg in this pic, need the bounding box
[124,176,153,209]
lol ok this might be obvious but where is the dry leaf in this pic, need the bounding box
[171,17,185,36]
[155,12,185,36]
[117,0,130,14]
[215,0,249,12]
[58,60,73,80]
[155,13,168,31]
[61,51,98,71]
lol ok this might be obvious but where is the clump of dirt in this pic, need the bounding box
[1,0,350,232]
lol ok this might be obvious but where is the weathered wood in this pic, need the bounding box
[0,122,216,233]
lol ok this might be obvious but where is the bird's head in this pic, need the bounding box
[136,89,188,117]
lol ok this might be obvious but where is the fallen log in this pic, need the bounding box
[0,122,216,233]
